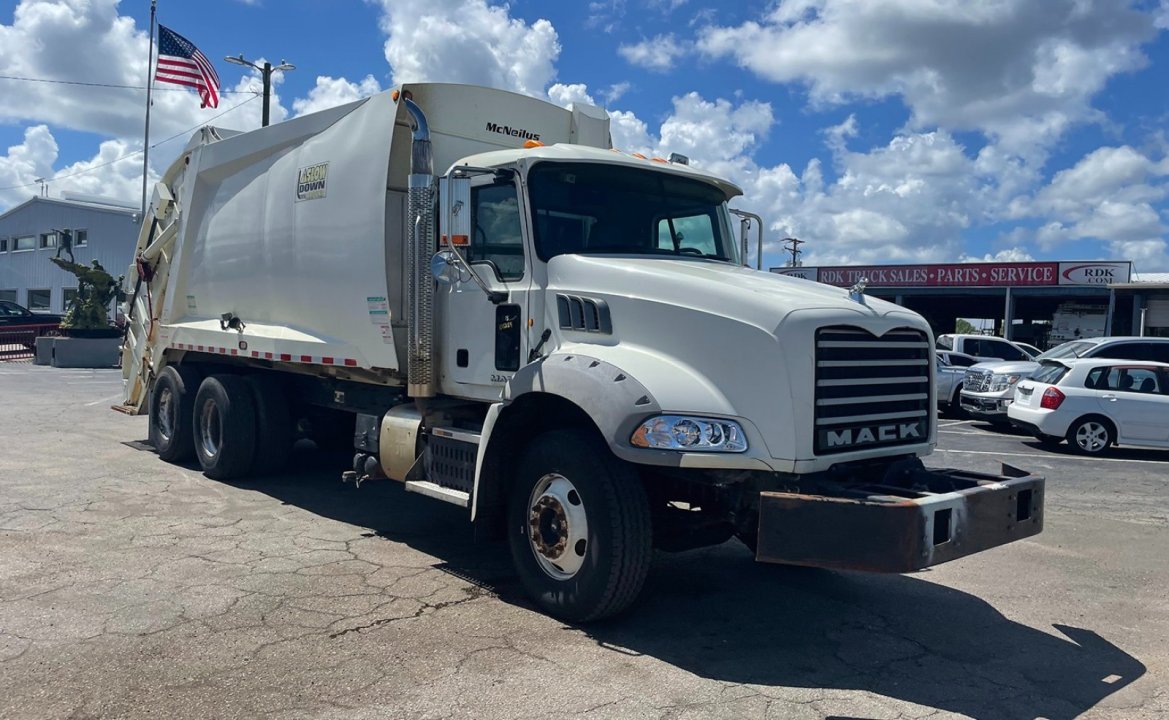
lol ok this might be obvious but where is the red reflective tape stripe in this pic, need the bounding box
[230,349,238,356]
[264,352,273,360]
[344,359,358,367]
[300,355,312,363]
[197,345,204,351]
[280,353,291,361]
[322,357,334,365]
[250,351,259,358]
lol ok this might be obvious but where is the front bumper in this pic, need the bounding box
[960,393,1012,420]
[753,462,1044,573]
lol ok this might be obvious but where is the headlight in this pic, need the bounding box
[630,415,748,453]
[990,374,1022,392]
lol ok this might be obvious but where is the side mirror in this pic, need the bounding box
[430,251,461,285]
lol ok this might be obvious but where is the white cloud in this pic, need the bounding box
[962,248,1036,263]
[292,75,384,117]
[697,0,1156,156]
[374,0,560,97]
[0,125,149,211]
[618,34,687,72]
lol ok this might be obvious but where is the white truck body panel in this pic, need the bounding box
[124,83,613,397]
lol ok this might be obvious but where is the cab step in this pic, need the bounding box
[404,480,470,508]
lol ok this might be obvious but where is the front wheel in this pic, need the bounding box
[507,428,652,623]
[1067,417,1113,455]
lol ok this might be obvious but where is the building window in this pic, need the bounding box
[63,288,79,312]
[0,238,7,252]
[39,232,57,249]
[14,235,35,251]
[28,289,52,312]
[74,229,88,247]
[0,290,16,303]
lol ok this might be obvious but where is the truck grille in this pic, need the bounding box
[965,369,993,392]
[814,326,932,455]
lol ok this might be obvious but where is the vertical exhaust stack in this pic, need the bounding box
[404,96,436,398]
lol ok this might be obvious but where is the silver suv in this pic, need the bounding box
[960,336,1169,423]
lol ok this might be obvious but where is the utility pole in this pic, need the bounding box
[225,55,295,127]
[782,237,805,267]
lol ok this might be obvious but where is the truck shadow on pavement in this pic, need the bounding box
[244,447,1145,720]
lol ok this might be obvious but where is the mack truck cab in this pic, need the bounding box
[122,84,1044,622]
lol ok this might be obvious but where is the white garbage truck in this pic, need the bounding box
[120,83,1044,621]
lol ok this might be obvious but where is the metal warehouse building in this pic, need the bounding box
[774,260,1169,348]
[0,195,142,317]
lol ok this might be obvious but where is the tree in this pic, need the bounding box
[955,318,978,335]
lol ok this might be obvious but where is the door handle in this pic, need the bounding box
[1101,394,1118,401]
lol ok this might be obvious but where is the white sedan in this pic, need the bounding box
[1007,358,1169,455]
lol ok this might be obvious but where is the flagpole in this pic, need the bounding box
[140,0,157,216]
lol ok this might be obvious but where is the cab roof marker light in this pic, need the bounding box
[524,139,545,148]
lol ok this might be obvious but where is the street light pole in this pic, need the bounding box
[224,54,295,128]
[260,61,272,127]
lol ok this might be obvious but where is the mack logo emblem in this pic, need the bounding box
[822,421,924,449]
[296,162,328,201]
[486,122,541,142]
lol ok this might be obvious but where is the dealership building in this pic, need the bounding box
[773,260,1169,348]
[0,195,142,318]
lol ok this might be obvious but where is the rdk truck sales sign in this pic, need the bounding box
[772,261,1131,287]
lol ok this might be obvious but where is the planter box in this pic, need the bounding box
[34,336,55,365]
[51,337,121,369]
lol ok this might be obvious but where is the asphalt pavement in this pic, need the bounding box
[0,364,1166,719]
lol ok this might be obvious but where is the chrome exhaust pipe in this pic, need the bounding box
[404,96,436,397]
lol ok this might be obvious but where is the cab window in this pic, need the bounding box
[656,212,719,256]
[468,183,524,281]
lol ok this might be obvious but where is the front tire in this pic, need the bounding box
[1067,417,1113,455]
[192,374,257,480]
[149,365,201,462]
[507,428,652,623]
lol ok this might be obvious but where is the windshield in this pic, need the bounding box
[1038,340,1096,360]
[528,162,739,263]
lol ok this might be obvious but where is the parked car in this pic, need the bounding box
[936,350,979,415]
[936,333,1034,362]
[0,300,63,327]
[1013,341,1042,358]
[960,336,1169,424]
[1008,358,1169,454]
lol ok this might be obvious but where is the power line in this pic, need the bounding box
[0,93,261,192]
[0,73,256,94]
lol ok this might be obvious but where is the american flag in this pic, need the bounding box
[155,25,220,108]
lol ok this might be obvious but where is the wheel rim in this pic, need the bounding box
[157,387,175,442]
[527,473,589,580]
[1075,422,1108,452]
[199,398,222,459]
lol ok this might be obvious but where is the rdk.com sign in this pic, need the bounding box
[1058,262,1131,285]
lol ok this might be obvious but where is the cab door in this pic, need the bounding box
[436,174,530,401]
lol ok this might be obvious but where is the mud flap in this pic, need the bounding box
[754,464,1044,573]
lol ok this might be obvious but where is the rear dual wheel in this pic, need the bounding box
[193,375,258,480]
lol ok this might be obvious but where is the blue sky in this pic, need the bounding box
[3,0,1169,271]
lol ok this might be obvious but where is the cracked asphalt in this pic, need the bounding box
[1,365,1166,719]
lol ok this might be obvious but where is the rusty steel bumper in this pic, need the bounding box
[754,464,1044,573]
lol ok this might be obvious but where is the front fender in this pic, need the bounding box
[501,348,775,471]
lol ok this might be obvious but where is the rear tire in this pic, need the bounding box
[507,428,652,623]
[149,365,201,462]
[245,375,292,476]
[192,374,257,480]
[1067,416,1113,456]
